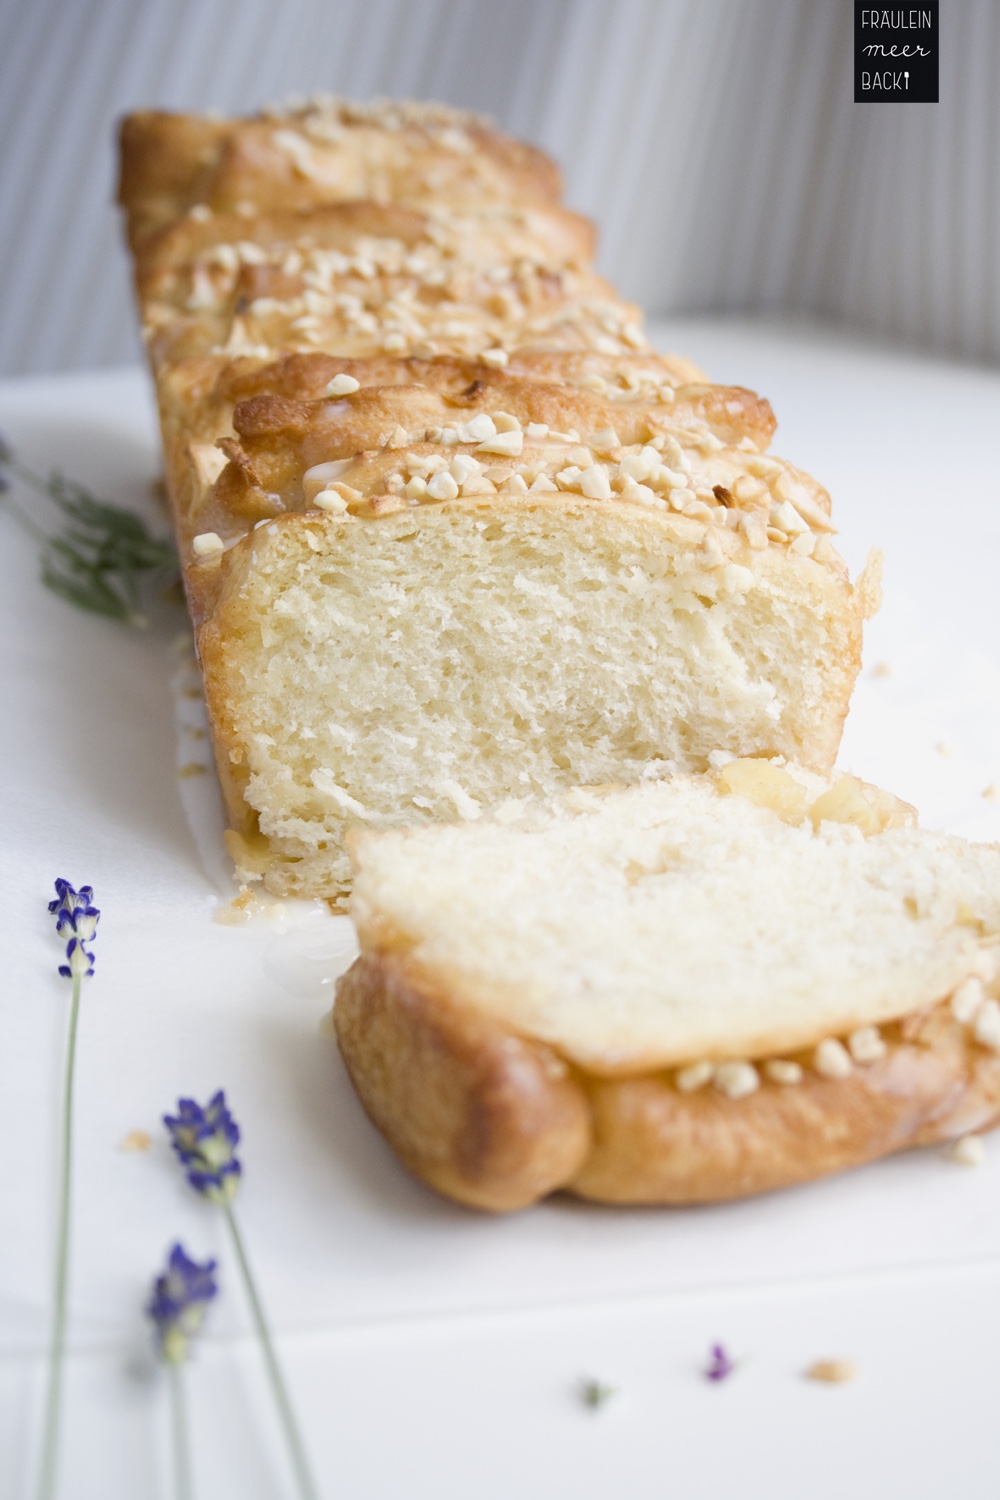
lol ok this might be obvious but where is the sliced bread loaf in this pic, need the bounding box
[335,764,1000,1208]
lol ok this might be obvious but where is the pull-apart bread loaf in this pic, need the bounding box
[335,764,1000,1209]
[119,97,878,903]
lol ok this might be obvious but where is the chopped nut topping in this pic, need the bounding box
[580,464,611,501]
[426,470,460,501]
[620,478,658,506]
[848,1026,887,1064]
[403,476,427,499]
[492,412,522,433]
[386,425,409,448]
[747,455,783,479]
[720,563,753,594]
[192,532,225,556]
[949,1134,986,1166]
[525,422,549,441]
[676,1060,714,1092]
[529,474,558,492]
[770,499,810,536]
[814,1037,853,1079]
[733,474,767,503]
[714,1061,760,1099]
[970,948,998,982]
[739,512,768,550]
[951,975,986,1023]
[457,414,497,443]
[314,487,350,513]
[479,348,509,368]
[325,373,360,396]
[477,429,523,458]
[556,466,583,490]
[449,454,482,484]
[764,1059,803,1085]
[973,998,1000,1051]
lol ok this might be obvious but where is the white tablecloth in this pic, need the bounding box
[3,319,1000,1498]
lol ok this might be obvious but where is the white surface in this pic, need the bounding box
[2,319,1000,1497]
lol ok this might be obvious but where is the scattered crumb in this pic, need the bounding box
[982,784,998,804]
[120,1129,152,1153]
[185,726,207,740]
[935,739,957,758]
[213,884,262,926]
[578,1377,617,1409]
[317,1009,336,1039]
[949,1134,986,1167]
[871,661,893,679]
[805,1359,857,1384]
[177,762,208,779]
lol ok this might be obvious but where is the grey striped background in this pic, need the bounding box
[1,0,997,376]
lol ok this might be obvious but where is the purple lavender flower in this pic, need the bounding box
[147,1244,218,1365]
[49,879,99,979]
[705,1343,735,1382]
[164,1091,242,1204]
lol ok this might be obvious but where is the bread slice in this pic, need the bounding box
[334,765,1000,1209]
[134,199,629,372]
[119,99,564,250]
[189,370,874,900]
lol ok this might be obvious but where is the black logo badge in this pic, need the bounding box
[855,3,939,102]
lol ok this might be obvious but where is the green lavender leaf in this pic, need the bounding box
[0,436,178,623]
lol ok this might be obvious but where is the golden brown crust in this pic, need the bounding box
[333,949,1000,1210]
[153,351,776,557]
[119,104,563,248]
[334,951,592,1211]
[133,196,614,373]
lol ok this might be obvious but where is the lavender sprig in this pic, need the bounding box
[148,1244,219,1500]
[0,433,177,624]
[165,1091,242,1205]
[36,881,100,1500]
[148,1243,219,1365]
[164,1093,319,1500]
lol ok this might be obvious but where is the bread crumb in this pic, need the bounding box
[871,661,893,679]
[935,739,957,758]
[982,784,998,804]
[805,1359,856,1384]
[178,762,207,779]
[948,1134,985,1166]
[213,884,261,926]
[120,1129,151,1153]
